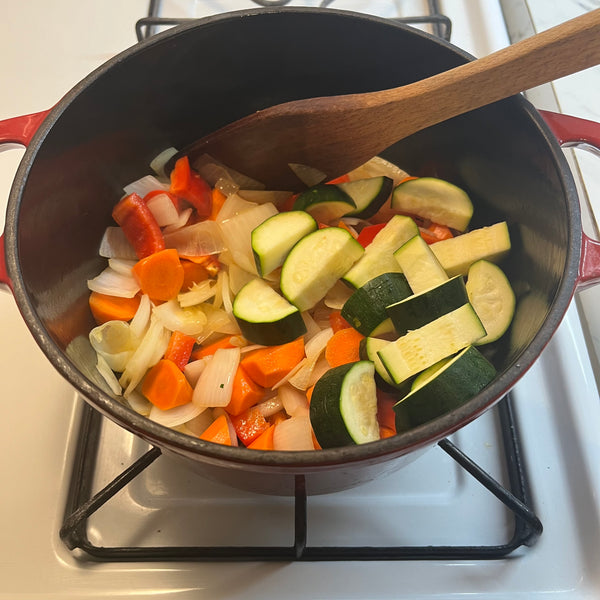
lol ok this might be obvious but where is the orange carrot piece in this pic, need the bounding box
[180,259,209,291]
[226,365,266,416]
[379,426,396,439]
[240,337,305,388]
[336,220,356,236]
[328,310,352,333]
[419,223,454,244]
[199,414,233,445]
[311,429,322,450]
[230,406,270,446]
[132,248,184,302]
[325,328,364,368]
[209,188,227,220]
[247,424,275,450]
[306,384,315,405]
[326,173,351,184]
[88,291,141,325]
[141,358,193,410]
[164,330,197,370]
[191,335,237,360]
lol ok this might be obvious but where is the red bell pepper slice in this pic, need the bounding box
[112,192,165,259]
[419,223,454,244]
[169,156,213,219]
[230,405,270,446]
[356,222,387,248]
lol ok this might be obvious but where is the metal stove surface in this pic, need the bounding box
[1,1,600,598]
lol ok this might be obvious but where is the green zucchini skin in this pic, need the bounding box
[393,345,496,430]
[310,361,379,448]
[341,272,411,336]
[338,176,393,219]
[293,184,356,223]
[232,278,307,345]
[386,275,468,336]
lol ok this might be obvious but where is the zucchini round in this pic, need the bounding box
[293,184,355,224]
[310,361,380,448]
[337,176,393,219]
[232,278,306,345]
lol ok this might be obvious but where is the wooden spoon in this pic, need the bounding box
[180,9,600,190]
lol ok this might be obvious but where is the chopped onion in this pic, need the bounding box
[89,320,139,372]
[107,258,136,276]
[323,279,353,310]
[184,409,215,437]
[192,153,265,190]
[214,176,239,197]
[256,394,284,418]
[95,353,122,396]
[273,415,314,451]
[178,280,217,308]
[287,328,332,391]
[347,155,410,186]
[307,356,330,388]
[272,357,307,390]
[203,304,240,335]
[226,262,255,295]
[218,270,233,314]
[129,294,152,339]
[218,203,278,274]
[146,193,180,227]
[237,190,293,207]
[163,207,193,233]
[210,409,239,446]
[119,314,170,396]
[150,147,178,179]
[126,389,152,416]
[163,220,225,257]
[278,384,309,418]
[216,193,257,222]
[99,227,138,260]
[288,163,327,187]
[123,174,170,197]
[87,266,140,298]
[305,327,333,361]
[149,401,207,428]
[153,299,207,336]
[193,347,241,407]
[301,311,323,340]
[184,358,208,387]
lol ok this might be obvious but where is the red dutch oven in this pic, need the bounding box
[1,9,600,495]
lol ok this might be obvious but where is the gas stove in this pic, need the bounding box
[1,1,600,598]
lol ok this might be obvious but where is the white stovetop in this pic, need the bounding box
[1,1,600,599]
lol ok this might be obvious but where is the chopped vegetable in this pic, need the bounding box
[132,248,184,302]
[231,406,270,446]
[163,330,196,370]
[325,327,364,368]
[226,365,266,416]
[141,358,194,410]
[199,413,234,445]
[247,424,276,450]
[89,291,141,325]
[240,337,305,388]
[170,156,213,218]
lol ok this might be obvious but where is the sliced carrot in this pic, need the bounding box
[306,384,315,405]
[326,173,351,184]
[191,335,237,360]
[230,406,270,446]
[226,365,266,416]
[141,358,193,410]
[419,223,454,244]
[178,254,221,276]
[199,414,233,445]
[112,192,165,259]
[88,291,141,325]
[132,248,184,302]
[398,176,419,185]
[328,309,352,333]
[209,187,227,220]
[240,337,305,388]
[247,424,275,450]
[164,330,197,370]
[325,327,365,368]
[311,429,322,450]
[180,259,209,291]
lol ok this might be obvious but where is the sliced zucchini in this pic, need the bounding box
[391,177,473,232]
[280,226,364,312]
[466,259,515,344]
[232,278,306,345]
[341,272,411,337]
[359,336,409,392]
[337,176,393,219]
[293,184,355,224]
[251,211,318,276]
[386,275,468,336]
[393,345,497,430]
[343,215,418,289]
[310,360,379,448]
[393,234,448,294]
[378,303,486,385]
[430,221,511,277]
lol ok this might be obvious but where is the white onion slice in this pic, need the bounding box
[226,262,255,295]
[184,358,208,387]
[192,153,265,190]
[163,220,225,257]
[153,299,207,337]
[99,227,138,260]
[216,193,257,222]
[347,155,410,186]
[149,401,206,428]
[307,356,330,388]
[203,305,240,335]
[237,189,293,207]
[126,389,152,416]
[323,280,353,310]
[150,147,178,179]
[95,353,122,396]
[184,409,215,437]
[301,311,323,340]
[146,193,180,227]
[304,327,333,361]
[107,258,136,276]
[87,266,140,298]
[129,294,152,339]
[163,207,193,233]
[193,347,240,407]
[288,163,327,187]
[124,174,170,197]
[178,280,217,308]
[278,384,309,418]
[218,270,233,314]
[256,394,284,418]
[214,177,239,197]
[273,415,314,451]
[89,320,139,372]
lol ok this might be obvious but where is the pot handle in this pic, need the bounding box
[539,110,600,290]
[0,109,51,290]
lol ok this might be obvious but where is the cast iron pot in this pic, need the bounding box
[1,8,600,496]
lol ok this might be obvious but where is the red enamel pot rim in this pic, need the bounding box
[0,8,589,471]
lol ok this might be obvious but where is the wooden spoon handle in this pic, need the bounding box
[372,8,600,145]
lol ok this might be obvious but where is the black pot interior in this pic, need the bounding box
[6,9,579,467]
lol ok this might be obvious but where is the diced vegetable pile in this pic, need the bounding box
[87,151,515,451]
